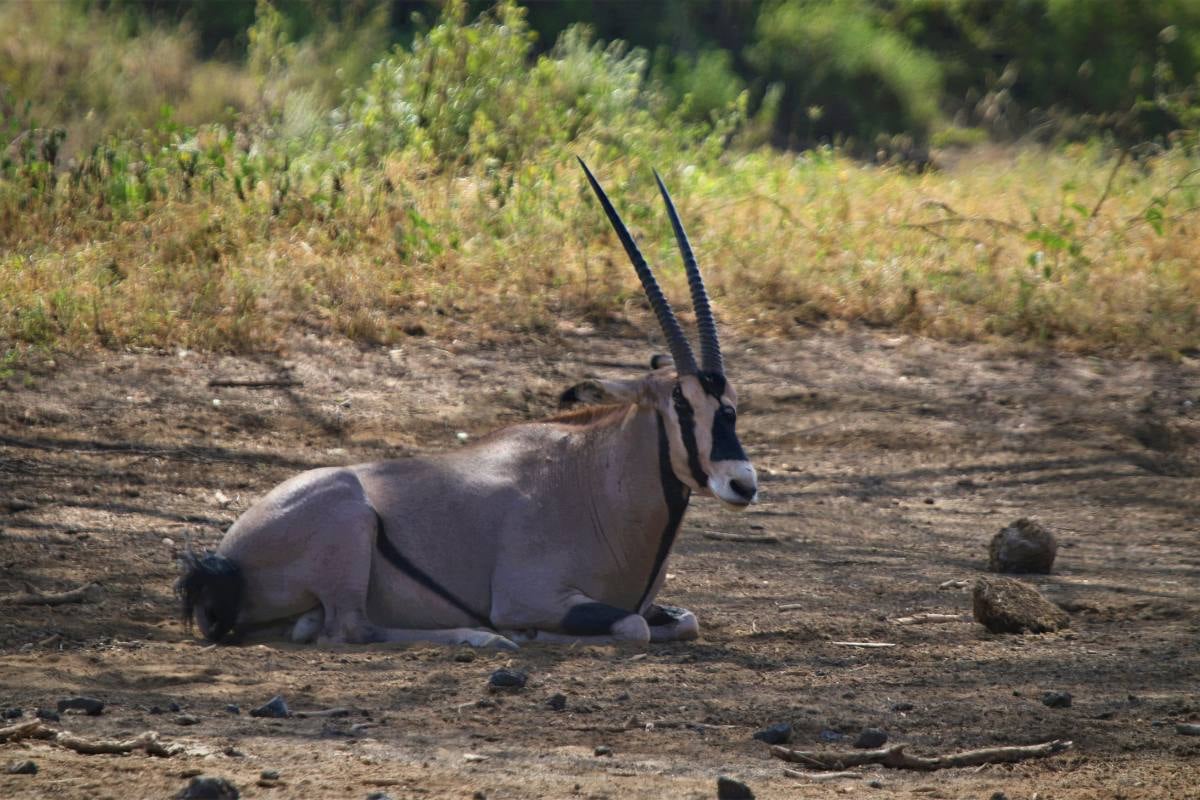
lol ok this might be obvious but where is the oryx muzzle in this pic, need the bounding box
[176,161,757,649]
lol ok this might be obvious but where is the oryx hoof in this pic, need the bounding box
[645,604,699,642]
[466,631,520,651]
[611,614,651,645]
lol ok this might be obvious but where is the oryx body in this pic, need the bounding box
[178,161,757,649]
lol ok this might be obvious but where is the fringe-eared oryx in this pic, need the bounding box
[177,159,758,649]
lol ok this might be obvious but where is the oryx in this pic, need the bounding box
[177,159,758,649]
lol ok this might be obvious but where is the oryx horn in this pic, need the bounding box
[653,169,723,376]
[578,157,699,375]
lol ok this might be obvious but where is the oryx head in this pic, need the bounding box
[574,159,758,509]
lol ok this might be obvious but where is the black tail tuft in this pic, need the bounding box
[175,549,244,642]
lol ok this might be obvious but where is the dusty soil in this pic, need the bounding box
[1,327,1198,799]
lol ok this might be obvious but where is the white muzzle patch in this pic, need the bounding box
[707,461,758,509]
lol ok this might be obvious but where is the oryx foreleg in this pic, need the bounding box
[291,607,515,649]
[494,592,651,645]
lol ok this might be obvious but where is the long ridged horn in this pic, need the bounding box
[653,169,723,376]
[578,158,698,376]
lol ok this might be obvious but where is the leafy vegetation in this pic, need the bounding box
[0,0,1198,369]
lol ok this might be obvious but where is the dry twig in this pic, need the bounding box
[0,720,183,757]
[208,379,302,389]
[701,530,780,544]
[781,768,863,781]
[770,739,1072,771]
[0,582,101,606]
[891,613,964,625]
[830,641,897,648]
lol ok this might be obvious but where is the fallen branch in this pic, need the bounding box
[293,708,353,719]
[0,721,183,757]
[892,613,964,625]
[701,530,780,544]
[0,582,101,606]
[208,379,302,389]
[830,641,896,648]
[777,603,805,612]
[770,739,1072,771]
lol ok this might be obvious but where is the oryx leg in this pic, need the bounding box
[498,596,651,646]
[290,607,515,649]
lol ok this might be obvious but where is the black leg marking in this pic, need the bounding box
[643,604,687,627]
[373,511,494,630]
[561,602,635,636]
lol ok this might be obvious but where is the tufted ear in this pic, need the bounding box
[559,377,647,408]
[649,353,674,370]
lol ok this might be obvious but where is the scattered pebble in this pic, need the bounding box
[991,793,1009,800]
[175,775,240,800]
[487,669,527,692]
[868,779,883,789]
[546,693,567,712]
[716,775,755,799]
[260,769,280,781]
[890,702,914,712]
[169,702,182,712]
[751,722,793,745]
[593,745,612,757]
[972,577,1069,634]
[224,704,240,714]
[57,696,104,716]
[989,518,1057,574]
[818,729,847,743]
[3,707,22,719]
[150,706,164,715]
[366,793,394,800]
[1175,723,1200,736]
[463,753,490,763]
[472,792,487,800]
[854,728,889,748]
[249,695,290,718]
[453,649,477,663]
[6,760,38,775]
[35,708,59,722]
[1042,691,1073,709]
[175,714,201,726]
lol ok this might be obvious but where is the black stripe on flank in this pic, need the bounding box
[671,385,709,488]
[635,413,692,612]
[372,511,494,630]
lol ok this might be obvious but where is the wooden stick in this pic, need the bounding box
[207,379,302,389]
[293,708,353,718]
[0,582,101,606]
[782,768,862,781]
[892,613,964,625]
[0,720,48,742]
[777,603,805,612]
[770,740,1072,771]
[701,530,780,544]
[830,641,897,648]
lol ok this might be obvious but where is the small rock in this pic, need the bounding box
[868,779,883,789]
[149,705,164,715]
[1042,691,1073,708]
[175,714,201,726]
[57,696,104,716]
[890,702,914,712]
[854,728,889,748]
[224,704,240,714]
[989,518,1057,574]
[972,577,1070,634]
[487,669,527,691]
[751,722,792,745]
[546,693,567,712]
[593,745,612,757]
[249,695,290,718]
[3,707,22,719]
[472,792,487,800]
[175,776,240,800]
[991,793,1009,800]
[1178,723,1200,736]
[6,760,38,775]
[366,794,394,800]
[716,775,755,799]
[452,649,477,663]
[168,701,182,712]
[818,729,847,743]
[260,769,280,781]
[35,708,59,722]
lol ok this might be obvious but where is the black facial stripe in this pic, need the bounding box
[711,403,747,462]
[635,413,692,613]
[373,511,494,630]
[671,385,710,487]
[561,602,634,636]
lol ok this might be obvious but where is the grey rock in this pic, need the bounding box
[1178,723,1200,736]
[546,693,567,712]
[224,704,240,714]
[6,760,38,775]
[989,518,1057,574]
[175,714,201,725]
[175,776,240,799]
[57,696,104,715]
[3,707,22,719]
[260,770,280,780]
[249,695,290,718]
[716,775,755,799]
[751,722,792,745]
[818,729,846,743]
[973,577,1069,634]
[35,708,59,722]
[854,728,888,748]
[1042,691,1073,708]
[365,794,394,800]
[593,745,612,757]
[487,669,527,691]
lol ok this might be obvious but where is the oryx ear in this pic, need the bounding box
[649,354,674,370]
[559,378,645,408]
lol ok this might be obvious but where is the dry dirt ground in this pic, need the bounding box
[1,327,1198,799]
